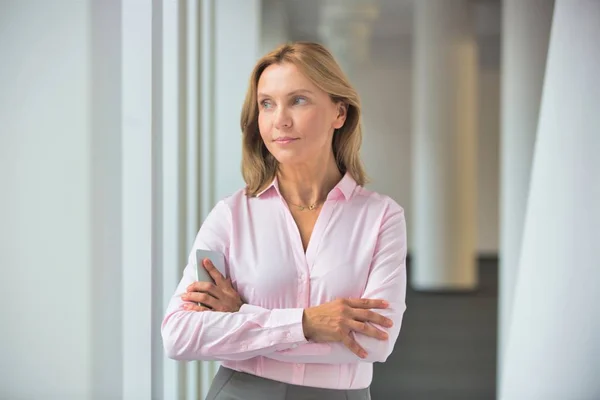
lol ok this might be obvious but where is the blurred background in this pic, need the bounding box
[1,0,598,399]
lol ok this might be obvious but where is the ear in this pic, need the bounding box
[332,102,348,130]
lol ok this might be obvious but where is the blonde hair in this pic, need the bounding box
[240,41,368,196]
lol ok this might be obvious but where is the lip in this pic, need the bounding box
[273,137,299,144]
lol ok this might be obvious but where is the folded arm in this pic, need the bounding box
[246,203,407,364]
[162,271,308,361]
[161,200,309,361]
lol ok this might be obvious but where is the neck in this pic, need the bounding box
[276,153,342,207]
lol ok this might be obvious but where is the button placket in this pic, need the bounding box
[298,267,310,308]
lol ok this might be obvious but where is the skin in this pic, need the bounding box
[183,62,392,359]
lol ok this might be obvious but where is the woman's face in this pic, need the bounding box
[256,62,346,167]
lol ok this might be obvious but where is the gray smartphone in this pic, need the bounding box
[195,249,226,283]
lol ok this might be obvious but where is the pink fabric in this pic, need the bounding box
[161,173,407,389]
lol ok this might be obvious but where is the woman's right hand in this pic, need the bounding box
[302,298,393,359]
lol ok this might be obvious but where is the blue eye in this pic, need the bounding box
[293,96,307,105]
[260,100,273,109]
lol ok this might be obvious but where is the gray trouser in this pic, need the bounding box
[206,366,371,400]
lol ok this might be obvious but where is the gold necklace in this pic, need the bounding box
[284,198,323,211]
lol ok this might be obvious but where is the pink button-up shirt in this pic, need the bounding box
[162,173,407,389]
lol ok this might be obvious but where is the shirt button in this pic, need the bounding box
[295,363,302,368]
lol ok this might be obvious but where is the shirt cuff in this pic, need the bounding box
[267,308,308,350]
[239,305,308,350]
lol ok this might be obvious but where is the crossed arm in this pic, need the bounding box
[161,202,407,364]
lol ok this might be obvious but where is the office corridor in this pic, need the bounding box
[371,259,498,399]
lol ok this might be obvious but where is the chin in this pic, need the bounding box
[271,150,309,166]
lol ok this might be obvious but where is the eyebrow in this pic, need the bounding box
[257,89,314,98]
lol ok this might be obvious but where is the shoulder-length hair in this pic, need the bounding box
[240,41,368,196]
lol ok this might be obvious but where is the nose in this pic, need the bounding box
[274,107,292,130]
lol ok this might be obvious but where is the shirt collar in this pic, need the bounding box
[255,176,280,198]
[255,172,357,200]
[333,172,357,200]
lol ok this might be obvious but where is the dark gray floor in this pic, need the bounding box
[371,258,498,400]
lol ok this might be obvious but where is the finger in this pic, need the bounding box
[347,320,389,340]
[346,298,389,309]
[223,277,237,292]
[187,281,219,297]
[353,309,393,328]
[202,258,226,284]
[182,303,210,312]
[341,332,367,359]
[182,292,218,309]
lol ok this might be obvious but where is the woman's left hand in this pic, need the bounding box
[181,258,243,313]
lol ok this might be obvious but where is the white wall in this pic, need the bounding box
[354,37,500,254]
[0,1,93,398]
[0,1,124,398]
[90,0,123,394]
[260,0,290,56]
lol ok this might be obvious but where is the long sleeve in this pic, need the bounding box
[253,204,407,364]
[161,200,309,361]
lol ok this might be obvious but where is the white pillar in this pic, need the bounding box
[500,1,600,398]
[214,0,261,201]
[200,0,216,220]
[161,1,189,398]
[498,0,554,389]
[121,0,157,397]
[199,1,218,395]
[412,0,478,290]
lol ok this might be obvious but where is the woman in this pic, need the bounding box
[162,41,407,400]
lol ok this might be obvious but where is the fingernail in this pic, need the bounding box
[181,294,188,299]
[382,301,389,307]
[360,351,367,358]
[387,320,393,327]
[182,304,191,310]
